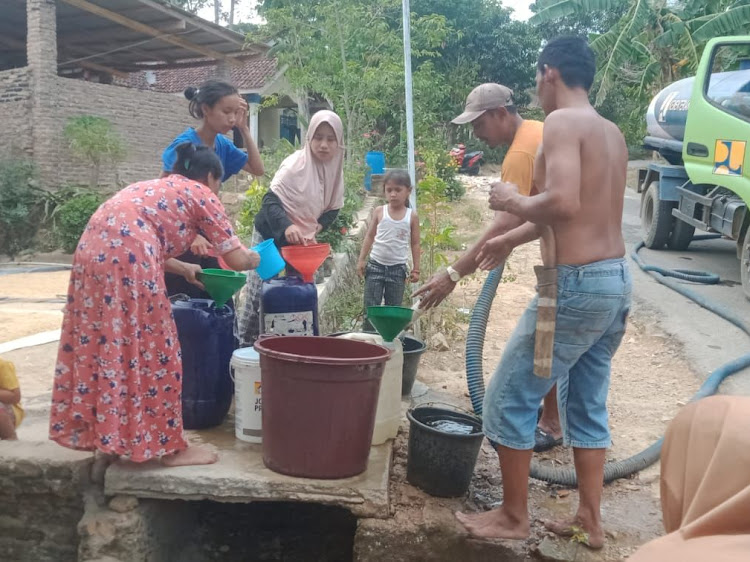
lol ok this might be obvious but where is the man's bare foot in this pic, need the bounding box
[455,507,530,540]
[161,444,218,467]
[544,516,605,549]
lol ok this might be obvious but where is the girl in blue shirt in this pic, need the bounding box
[163,80,265,301]
[162,80,264,180]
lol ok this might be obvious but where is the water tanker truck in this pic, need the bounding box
[638,36,750,298]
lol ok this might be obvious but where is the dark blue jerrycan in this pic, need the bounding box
[260,276,319,336]
[171,297,236,429]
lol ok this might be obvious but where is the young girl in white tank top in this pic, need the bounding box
[357,170,421,332]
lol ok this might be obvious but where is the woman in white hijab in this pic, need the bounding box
[237,110,345,347]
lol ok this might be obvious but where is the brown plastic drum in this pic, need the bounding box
[254,336,390,479]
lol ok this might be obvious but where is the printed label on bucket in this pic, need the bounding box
[263,311,314,336]
[254,381,261,395]
[235,394,261,418]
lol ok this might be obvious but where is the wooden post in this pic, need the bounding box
[534,227,557,378]
[533,266,557,378]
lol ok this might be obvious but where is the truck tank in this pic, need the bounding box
[646,69,750,142]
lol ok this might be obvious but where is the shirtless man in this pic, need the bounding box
[414,85,565,452]
[455,36,631,549]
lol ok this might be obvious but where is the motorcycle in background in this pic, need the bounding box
[449,144,483,175]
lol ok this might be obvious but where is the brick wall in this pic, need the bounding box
[0,67,33,158]
[21,0,237,191]
[36,77,194,189]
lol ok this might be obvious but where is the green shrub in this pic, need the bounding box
[317,165,364,253]
[56,193,104,253]
[236,179,267,239]
[0,159,41,258]
[417,145,464,201]
[64,116,126,188]
[258,138,297,188]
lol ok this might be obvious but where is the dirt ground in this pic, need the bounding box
[388,174,701,560]
[0,270,69,343]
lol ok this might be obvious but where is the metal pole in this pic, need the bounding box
[402,0,421,339]
[402,0,417,211]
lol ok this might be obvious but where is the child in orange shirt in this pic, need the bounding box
[0,357,23,440]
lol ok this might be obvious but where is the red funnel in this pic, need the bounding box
[281,243,330,283]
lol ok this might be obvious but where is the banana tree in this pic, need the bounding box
[531,0,750,106]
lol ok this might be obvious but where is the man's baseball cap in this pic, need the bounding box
[452,83,514,125]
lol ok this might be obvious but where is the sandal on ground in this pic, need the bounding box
[534,427,563,452]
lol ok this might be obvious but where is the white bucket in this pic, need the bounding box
[230,347,262,443]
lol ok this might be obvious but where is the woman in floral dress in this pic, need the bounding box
[50,143,259,467]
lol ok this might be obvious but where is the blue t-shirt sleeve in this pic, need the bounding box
[162,131,194,174]
[218,136,249,179]
[162,141,178,174]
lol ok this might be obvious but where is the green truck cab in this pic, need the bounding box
[638,36,750,297]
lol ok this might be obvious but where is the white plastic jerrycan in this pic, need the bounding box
[335,332,403,445]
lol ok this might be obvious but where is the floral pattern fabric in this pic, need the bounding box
[49,175,241,462]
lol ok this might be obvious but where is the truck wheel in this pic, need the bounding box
[641,182,673,249]
[667,218,695,251]
[742,228,750,301]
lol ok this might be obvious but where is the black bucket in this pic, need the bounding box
[406,404,484,497]
[401,335,426,396]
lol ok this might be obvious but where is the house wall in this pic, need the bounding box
[0,67,33,159]
[18,0,258,191]
[39,77,192,188]
[258,107,282,150]
[21,0,199,190]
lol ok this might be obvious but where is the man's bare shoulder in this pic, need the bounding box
[540,109,584,142]
[603,116,627,145]
[547,109,626,146]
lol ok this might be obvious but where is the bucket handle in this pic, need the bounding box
[229,355,238,383]
[409,401,481,420]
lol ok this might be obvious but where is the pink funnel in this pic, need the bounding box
[281,243,330,283]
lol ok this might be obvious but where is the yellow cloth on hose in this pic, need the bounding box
[0,358,23,426]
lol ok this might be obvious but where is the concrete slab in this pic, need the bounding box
[105,417,392,519]
[0,437,92,466]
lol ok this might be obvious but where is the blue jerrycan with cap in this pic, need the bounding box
[260,276,319,337]
[171,296,236,429]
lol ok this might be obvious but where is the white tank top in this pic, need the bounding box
[371,205,412,266]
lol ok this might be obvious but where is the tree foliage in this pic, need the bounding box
[255,0,541,164]
[166,0,211,14]
[531,0,750,105]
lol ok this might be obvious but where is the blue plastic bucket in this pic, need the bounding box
[252,239,286,280]
[365,151,386,191]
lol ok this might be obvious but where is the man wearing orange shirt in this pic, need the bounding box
[416,83,562,452]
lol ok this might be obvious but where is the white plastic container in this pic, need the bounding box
[335,332,402,445]
[230,347,262,443]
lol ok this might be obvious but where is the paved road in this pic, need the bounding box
[623,167,750,396]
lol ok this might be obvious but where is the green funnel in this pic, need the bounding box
[199,268,246,307]
[366,305,414,342]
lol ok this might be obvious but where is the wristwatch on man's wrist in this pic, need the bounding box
[446,265,461,283]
